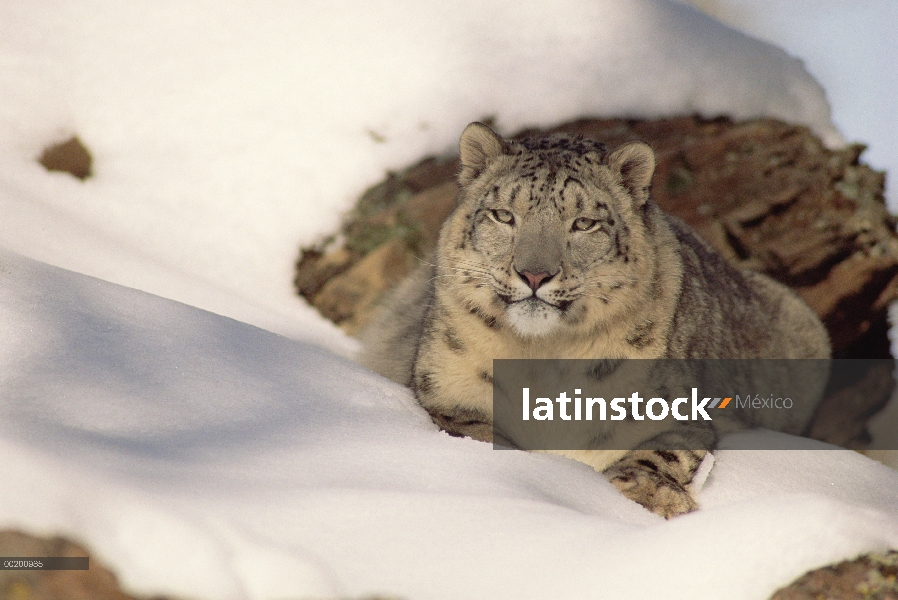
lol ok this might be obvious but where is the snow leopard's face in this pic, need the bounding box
[437,125,656,338]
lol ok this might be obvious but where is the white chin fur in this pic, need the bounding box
[507,300,562,337]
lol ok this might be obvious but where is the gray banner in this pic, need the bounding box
[492,359,896,451]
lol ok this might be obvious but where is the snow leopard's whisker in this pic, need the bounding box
[416,256,491,275]
[444,256,493,268]
[428,274,493,285]
[437,270,494,282]
[438,266,493,277]
[433,266,494,278]
[416,257,495,281]
[579,276,639,286]
[430,272,491,279]
[415,256,493,283]
[413,256,441,268]
[576,292,622,305]
[444,259,495,274]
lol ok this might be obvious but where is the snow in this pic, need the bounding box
[4,249,898,600]
[1,1,897,599]
[0,0,841,337]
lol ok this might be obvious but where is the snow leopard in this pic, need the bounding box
[360,122,830,518]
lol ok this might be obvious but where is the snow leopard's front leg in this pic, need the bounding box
[603,448,707,518]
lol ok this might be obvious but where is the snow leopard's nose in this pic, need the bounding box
[517,269,555,292]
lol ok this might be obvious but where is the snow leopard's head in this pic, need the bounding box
[436,122,658,338]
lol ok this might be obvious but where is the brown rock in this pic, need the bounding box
[294,246,358,299]
[38,136,93,180]
[400,181,458,250]
[770,551,898,600]
[313,238,417,334]
[797,254,898,353]
[809,360,896,449]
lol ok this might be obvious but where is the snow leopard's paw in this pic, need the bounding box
[603,449,703,518]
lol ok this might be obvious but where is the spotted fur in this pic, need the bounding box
[360,123,830,518]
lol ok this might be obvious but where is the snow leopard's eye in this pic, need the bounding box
[490,209,515,225]
[572,217,599,232]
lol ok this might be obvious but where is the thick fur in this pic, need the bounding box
[360,123,830,518]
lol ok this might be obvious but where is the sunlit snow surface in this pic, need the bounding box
[1,1,897,599]
[3,249,898,600]
[0,0,841,338]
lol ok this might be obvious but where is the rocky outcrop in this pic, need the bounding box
[771,551,898,600]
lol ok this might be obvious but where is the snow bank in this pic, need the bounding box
[3,248,898,600]
[0,0,839,337]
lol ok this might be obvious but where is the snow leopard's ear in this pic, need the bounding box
[458,122,508,186]
[608,141,655,207]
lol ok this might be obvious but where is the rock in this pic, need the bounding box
[312,237,418,334]
[400,181,458,250]
[769,551,898,600]
[38,136,93,180]
[294,246,358,299]
[809,360,896,449]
